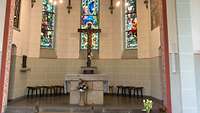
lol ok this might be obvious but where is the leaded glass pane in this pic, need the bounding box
[82,0,99,15]
[81,15,99,29]
[80,33,99,49]
[125,0,137,49]
[81,0,99,49]
[41,0,56,48]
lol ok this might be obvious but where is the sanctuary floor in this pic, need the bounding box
[6,95,163,113]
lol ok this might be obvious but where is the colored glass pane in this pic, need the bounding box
[125,0,137,49]
[82,0,99,15]
[81,15,98,29]
[40,0,56,48]
[81,33,99,49]
[81,0,99,49]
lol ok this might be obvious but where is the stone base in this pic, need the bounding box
[68,78,104,105]
[81,66,97,74]
[70,90,103,105]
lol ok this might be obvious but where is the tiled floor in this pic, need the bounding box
[7,95,162,113]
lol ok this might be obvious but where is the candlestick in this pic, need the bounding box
[109,0,114,14]
[67,0,72,14]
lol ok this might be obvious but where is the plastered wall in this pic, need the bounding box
[13,0,153,59]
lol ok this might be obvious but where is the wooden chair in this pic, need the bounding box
[54,85,64,95]
[134,87,144,97]
[116,85,123,96]
[27,86,37,97]
[109,86,114,94]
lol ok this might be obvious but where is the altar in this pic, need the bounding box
[65,74,106,105]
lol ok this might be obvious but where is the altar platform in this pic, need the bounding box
[65,74,106,105]
[6,95,163,113]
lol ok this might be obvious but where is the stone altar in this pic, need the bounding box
[65,74,106,105]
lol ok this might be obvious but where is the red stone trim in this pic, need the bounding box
[0,0,172,113]
[0,0,13,112]
[161,0,172,113]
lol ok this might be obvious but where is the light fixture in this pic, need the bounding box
[144,0,148,9]
[108,0,114,14]
[31,0,36,8]
[125,2,129,7]
[49,0,63,5]
[66,0,72,14]
[116,1,120,7]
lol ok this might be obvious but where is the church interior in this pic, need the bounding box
[6,0,166,112]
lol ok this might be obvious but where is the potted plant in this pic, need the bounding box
[78,79,88,106]
[142,99,153,113]
[78,79,88,92]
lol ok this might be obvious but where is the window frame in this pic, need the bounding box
[124,0,138,50]
[13,0,21,31]
[40,0,57,49]
[80,0,100,50]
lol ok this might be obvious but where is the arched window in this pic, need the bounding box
[13,0,21,29]
[125,0,137,49]
[40,0,56,48]
[80,0,100,49]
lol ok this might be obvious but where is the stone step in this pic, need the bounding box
[5,106,159,113]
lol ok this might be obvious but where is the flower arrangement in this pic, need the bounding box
[143,99,153,113]
[78,79,88,92]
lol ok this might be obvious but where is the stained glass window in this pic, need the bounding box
[80,0,99,49]
[125,0,137,49]
[40,0,56,48]
[13,0,21,29]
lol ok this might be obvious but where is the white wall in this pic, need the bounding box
[8,56,27,99]
[13,0,31,56]
[150,56,162,100]
[27,0,42,57]
[194,54,200,113]
[191,0,200,112]
[12,0,152,59]
[177,1,198,113]
[149,27,162,100]
[137,0,151,58]
[24,58,152,97]
[166,0,182,113]
[9,57,154,99]
[8,0,31,100]
[191,0,200,53]
[150,27,160,57]
[10,57,163,99]
[99,0,122,59]
[165,0,200,113]
[149,0,163,100]
[56,0,80,58]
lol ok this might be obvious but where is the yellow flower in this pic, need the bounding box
[143,99,153,113]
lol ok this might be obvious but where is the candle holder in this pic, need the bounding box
[31,0,36,8]
[66,0,72,14]
[108,0,114,14]
[144,0,148,9]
